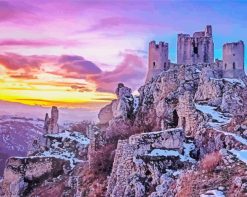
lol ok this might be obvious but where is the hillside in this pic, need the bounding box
[1,62,247,196]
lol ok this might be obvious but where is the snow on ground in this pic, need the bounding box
[183,140,195,161]
[200,189,225,197]
[46,130,90,145]
[229,149,247,165]
[195,104,231,128]
[133,96,139,113]
[146,141,195,162]
[215,129,247,146]
[165,169,183,177]
[222,78,246,88]
[139,128,183,136]
[210,77,246,88]
[195,68,201,73]
[37,149,83,168]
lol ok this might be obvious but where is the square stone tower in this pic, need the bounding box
[146,41,169,82]
[223,40,245,78]
[177,25,214,65]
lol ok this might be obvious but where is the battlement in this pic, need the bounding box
[149,41,168,49]
[146,25,245,83]
[146,40,169,82]
[223,40,244,78]
[223,40,244,48]
[205,25,212,37]
[177,34,190,39]
[177,25,214,65]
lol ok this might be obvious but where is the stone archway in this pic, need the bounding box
[182,117,186,130]
[172,110,179,127]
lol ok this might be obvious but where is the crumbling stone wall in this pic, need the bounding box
[2,157,69,196]
[106,128,186,197]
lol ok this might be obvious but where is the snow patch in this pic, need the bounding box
[200,190,225,197]
[229,149,247,165]
[146,141,195,162]
[133,96,139,113]
[211,77,246,88]
[215,129,247,146]
[139,128,183,136]
[195,104,231,128]
[46,130,90,145]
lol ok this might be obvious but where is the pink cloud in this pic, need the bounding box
[0,53,56,79]
[49,55,102,78]
[88,53,146,92]
[0,53,44,70]
[0,52,146,93]
[0,39,83,47]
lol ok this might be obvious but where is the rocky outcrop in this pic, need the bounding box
[134,64,201,133]
[195,67,247,115]
[98,102,114,125]
[177,91,205,137]
[98,83,134,125]
[0,129,90,196]
[44,106,59,134]
[106,128,195,196]
[1,157,70,196]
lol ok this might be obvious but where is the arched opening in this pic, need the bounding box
[225,63,227,69]
[164,62,166,69]
[182,117,186,130]
[193,46,198,54]
[192,40,198,54]
[153,61,155,68]
[233,62,236,69]
[172,110,179,127]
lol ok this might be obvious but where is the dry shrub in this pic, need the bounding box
[200,151,221,172]
[78,164,107,197]
[89,144,115,175]
[177,172,195,197]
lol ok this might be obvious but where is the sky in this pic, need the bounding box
[0,0,247,112]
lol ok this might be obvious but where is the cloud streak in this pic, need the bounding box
[0,52,146,94]
[0,39,82,47]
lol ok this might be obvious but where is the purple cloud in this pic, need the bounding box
[0,39,83,47]
[89,52,146,92]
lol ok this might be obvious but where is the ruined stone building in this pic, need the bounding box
[177,25,214,65]
[223,40,245,78]
[146,41,169,82]
[146,25,245,82]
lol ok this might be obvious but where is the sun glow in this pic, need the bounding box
[0,64,115,108]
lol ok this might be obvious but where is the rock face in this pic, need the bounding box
[98,83,134,125]
[0,129,90,196]
[105,62,247,196]
[98,102,114,125]
[0,116,44,176]
[106,128,195,196]
[44,106,59,134]
[1,157,70,196]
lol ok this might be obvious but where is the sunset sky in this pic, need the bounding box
[0,0,247,109]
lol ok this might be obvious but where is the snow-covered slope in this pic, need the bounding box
[0,115,44,177]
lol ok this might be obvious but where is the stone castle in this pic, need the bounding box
[146,25,245,82]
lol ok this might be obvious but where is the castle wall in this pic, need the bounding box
[177,25,214,65]
[146,41,169,82]
[223,41,244,78]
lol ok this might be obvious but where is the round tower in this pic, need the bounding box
[146,41,169,82]
[223,40,244,78]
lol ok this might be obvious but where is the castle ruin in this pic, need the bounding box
[146,25,245,82]
[146,41,169,82]
[223,40,245,78]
